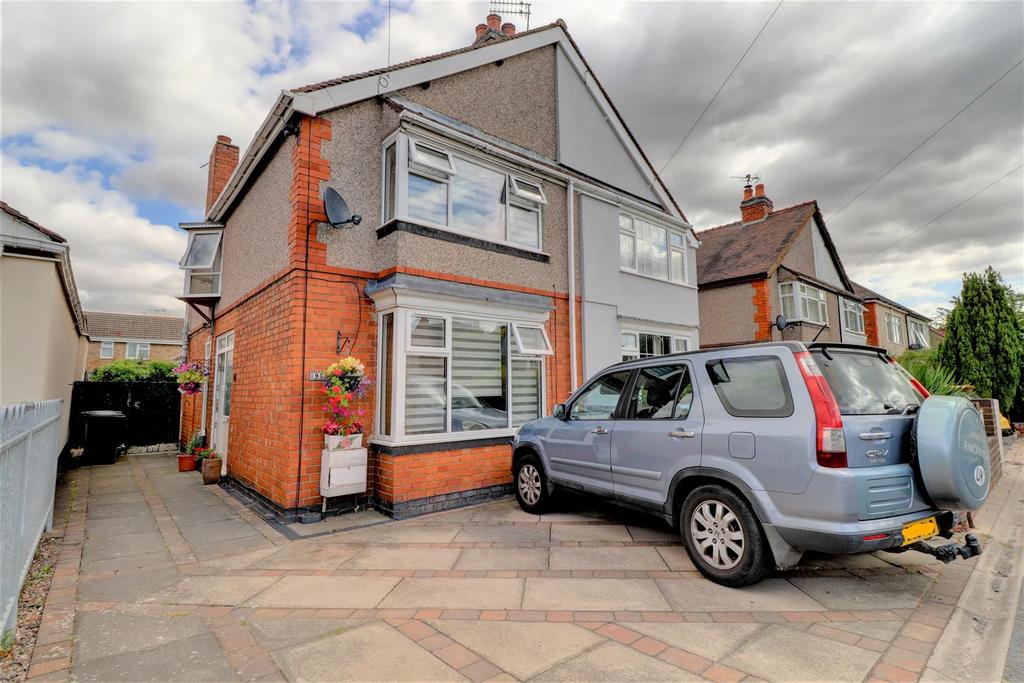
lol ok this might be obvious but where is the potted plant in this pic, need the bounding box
[178,431,203,472]
[193,447,222,485]
[321,357,371,451]
[172,360,208,395]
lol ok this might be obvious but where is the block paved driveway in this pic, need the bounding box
[39,451,1001,683]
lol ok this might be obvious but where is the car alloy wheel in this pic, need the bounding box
[518,463,542,506]
[690,499,745,570]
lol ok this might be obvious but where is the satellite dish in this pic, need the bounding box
[323,188,362,228]
[908,342,924,351]
[774,314,788,332]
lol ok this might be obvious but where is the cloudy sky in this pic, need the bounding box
[2,0,1021,317]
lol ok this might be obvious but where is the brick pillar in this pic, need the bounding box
[752,279,772,342]
[864,302,880,346]
[205,135,240,214]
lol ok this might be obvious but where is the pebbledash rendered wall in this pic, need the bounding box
[182,59,585,516]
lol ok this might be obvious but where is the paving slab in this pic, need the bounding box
[83,530,168,562]
[430,620,602,679]
[178,518,264,546]
[379,577,524,609]
[799,551,893,570]
[169,503,239,528]
[146,575,280,606]
[657,577,826,612]
[339,524,460,544]
[199,546,281,570]
[454,547,549,570]
[274,621,462,682]
[828,619,903,640]
[89,478,139,495]
[74,632,236,682]
[78,564,182,603]
[788,573,934,610]
[533,640,700,682]
[470,507,541,523]
[626,525,678,542]
[87,501,153,519]
[656,545,697,571]
[523,578,671,611]
[453,525,551,543]
[86,514,158,537]
[191,534,275,561]
[79,549,176,574]
[252,543,360,570]
[248,618,368,652]
[724,625,880,682]
[343,546,461,570]
[247,575,401,609]
[550,524,633,542]
[549,546,668,571]
[627,621,764,660]
[74,611,210,663]
[87,491,147,505]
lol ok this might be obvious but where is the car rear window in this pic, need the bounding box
[810,350,921,415]
[706,356,794,418]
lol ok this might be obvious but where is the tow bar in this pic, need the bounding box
[907,533,983,563]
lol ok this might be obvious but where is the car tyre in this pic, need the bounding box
[680,484,772,587]
[514,454,552,514]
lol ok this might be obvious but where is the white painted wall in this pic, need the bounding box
[812,221,843,288]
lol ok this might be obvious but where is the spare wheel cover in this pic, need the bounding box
[914,396,989,511]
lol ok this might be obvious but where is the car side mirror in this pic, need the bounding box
[552,403,567,420]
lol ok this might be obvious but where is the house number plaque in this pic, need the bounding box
[308,371,326,381]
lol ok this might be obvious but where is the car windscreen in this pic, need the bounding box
[811,349,921,415]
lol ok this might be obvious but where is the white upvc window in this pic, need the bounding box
[908,320,929,348]
[619,212,687,285]
[842,299,865,334]
[99,340,114,359]
[621,329,691,362]
[376,306,549,445]
[180,229,223,298]
[780,282,828,325]
[126,342,150,360]
[885,313,903,344]
[389,134,546,252]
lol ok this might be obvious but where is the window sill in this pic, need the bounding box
[619,268,696,289]
[377,219,550,263]
[370,434,515,455]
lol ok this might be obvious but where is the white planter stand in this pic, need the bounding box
[320,447,368,497]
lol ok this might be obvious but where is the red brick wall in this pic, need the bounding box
[752,279,772,342]
[864,302,880,346]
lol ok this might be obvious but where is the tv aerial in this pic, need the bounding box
[730,173,761,186]
[323,188,362,228]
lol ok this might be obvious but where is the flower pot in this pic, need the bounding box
[325,433,343,450]
[177,453,197,472]
[200,457,222,485]
[339,433,363,449]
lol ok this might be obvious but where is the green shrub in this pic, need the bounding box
[89,359,177,382]
[897,348,973,397]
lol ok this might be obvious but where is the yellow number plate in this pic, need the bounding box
[901,517,938,546]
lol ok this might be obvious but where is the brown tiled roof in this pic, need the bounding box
[0,201,67,243]
[696,202,816,286]
[850,281,929,321]
[85,311,184,343]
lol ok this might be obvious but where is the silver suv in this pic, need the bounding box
[512,342,989,586]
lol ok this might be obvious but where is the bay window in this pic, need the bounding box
[619,213,687,284]
[388,134,546,252]
[842,299,865,334]
[780,282,828,325]
[376,306,552,444]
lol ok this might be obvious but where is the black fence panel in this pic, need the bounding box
[69,382,180,448]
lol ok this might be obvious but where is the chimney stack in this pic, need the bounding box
[205,135,239,214]
[501,22,516,37]
[740,182,773,224]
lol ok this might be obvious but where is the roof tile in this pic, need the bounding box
[84,311,184,342]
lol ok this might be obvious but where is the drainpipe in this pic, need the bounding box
[567,179,578,391]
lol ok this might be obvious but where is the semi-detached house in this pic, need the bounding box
[177,15,698,519]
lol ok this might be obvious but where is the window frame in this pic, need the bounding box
[511,323,553,356]
[126,342,150,360]
[98,340,114,359]
[508,175,548,205]
[394,134,546,254]
[779,281,829,325]
[408,137,457,177]
[621,363,694,421]
[373,306,548,446]
[705,355,795,418]
[842,298,865,334]
[620,328,693,362]
[618,211,689,286]
[179,228,223,298]
[566,370,632,422]
[886,313,903,344]
[180,230,223,270]
[908,319,929,348]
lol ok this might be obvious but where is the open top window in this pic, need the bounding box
[409,138,456,177]
[512,323,553,356]
[509,175,547,205]
[181,231,222,270]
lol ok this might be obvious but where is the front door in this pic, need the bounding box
[610,363,703,506]
[211,332,234,476]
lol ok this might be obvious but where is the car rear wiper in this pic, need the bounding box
[902,403,920,415]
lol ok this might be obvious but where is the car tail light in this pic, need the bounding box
[888,357,930,399]
[795,351,847,468]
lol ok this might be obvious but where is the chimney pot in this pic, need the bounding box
[487,13,501,30]
[475,23,487,39]
[501,22,515,36]
[754,183,765,198]
[205,134,239,214]
[743,185,754,201]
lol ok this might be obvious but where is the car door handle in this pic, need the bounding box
[591,427,609,435]
[668,430,696,438]
[859,432,892,441]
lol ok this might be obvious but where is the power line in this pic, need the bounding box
[658,0,784,175]
[852,162,1023,266]
[829,56,1024,222]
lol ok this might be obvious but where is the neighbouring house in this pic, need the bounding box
[176,14,697,519]
[696,183,864,347]
[84,310,184,372]
[0,201,88,440]
[850,282,932,356]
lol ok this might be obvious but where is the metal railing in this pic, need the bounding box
[0,400,63,639]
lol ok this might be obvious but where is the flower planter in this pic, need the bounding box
[200,457,222,485]
[177,453,197,472]
[325,432,363,451]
